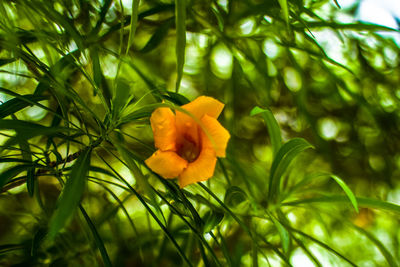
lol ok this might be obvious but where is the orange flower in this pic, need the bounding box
[145,96,230,188]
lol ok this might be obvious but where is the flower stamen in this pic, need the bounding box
[177,135,200,162]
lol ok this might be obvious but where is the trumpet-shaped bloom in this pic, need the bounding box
[145,96,230,187]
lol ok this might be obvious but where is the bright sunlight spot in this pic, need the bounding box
[318,118,339,140]
[291,248,315,267]
[263,39,280,59]
[211,44,233,79]
[239,18,255,35]
[283,67,302,92]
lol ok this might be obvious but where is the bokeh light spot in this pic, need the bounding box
[318,118,339,140]
[283,67,302,92]
[211,44,233,79]
[262,39,280,59]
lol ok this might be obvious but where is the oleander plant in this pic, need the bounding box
[1,0,400,266]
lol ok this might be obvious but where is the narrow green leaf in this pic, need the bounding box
[91,47,102,88]
[0,120,77,149]
[0,164,33,190]
[289,226,357,267]
[154,183,223,266]
[224,186,247,207]
[0,244,25,254]
[202,209,224,233]
[199,184,252,236]
[48,148,92,239]
[283,195,400,214]
[163,91,190,105]
[140,18,174,53]
[16,134,35,197]
[271,216,290,254]
[31,227,47,256]
[119,103,170,124]
[0,95,48,119]
[175,0,186,92]
[115,144,166,225]
[293,21,400,32]
[269,138,313,201]
[0,58,16,67]
[90,0,113,37]
[98,154,192,266]
[112,79,133,119]
[277,0,289,27]
[0,87,67,126]
[352,225,397,267]
[330,175,358,213]
[250,106,282,157]
[291,235,322,267]
[79,205,112,267]
[26,166,35,196]
[38,1,84,49]
[34,50,81,95]
[0,158,36,164]
[252,242,259,267]
[126,0,140,54]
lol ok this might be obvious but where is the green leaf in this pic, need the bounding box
[175,0,186,92]
[224,186,247,207]
[126,0,140,54]
[284,195,400,214]
[0,164,34,191]
[0,244,25,255]
[115,144,166,225]
[140,18,174,53]
[48,148,92,239]
[292,234,322,267]
[31,227,47,256]
[352,225,397,267]
[288,226,357,267]
[0,87,67,125]
[119,103,170,124]
[112,79,133,119]
[277,0,289,27]
[90,0,113,37]
[202,209,224,233]
[34,1,84,49]
[98,154,192,266]
[163,91,190,105]
[293,21,400,32]
[0,119,61,134]
[0,120,78,151]
[0,158,36,164]
[0,95,48,119]
[79,205,112,267]
[269,138,313,201]
[271,216,290,254]
[0,58,16,67]
[34,50,81,95]
[16,134,35,197]
[250,106,282,157]
[91,47,102,88]
[330,175,358,213]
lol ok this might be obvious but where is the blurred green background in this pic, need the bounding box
[0,0,400,266]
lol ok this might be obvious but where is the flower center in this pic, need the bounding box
[177,135,200,163]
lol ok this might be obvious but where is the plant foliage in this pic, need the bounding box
[0,0,399,266]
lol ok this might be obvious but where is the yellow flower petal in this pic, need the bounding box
[181,96,225,119]
[150,107,177,151]
[175,96,225,149]
[178,148,217,188]
[145,150,188,178]
[201,114,230,157]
